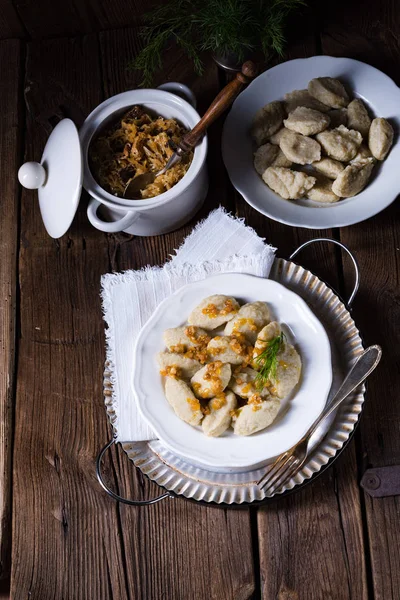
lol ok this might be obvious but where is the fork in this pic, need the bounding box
[257,345,382,496]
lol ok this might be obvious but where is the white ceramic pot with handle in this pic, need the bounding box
[18,83,208,238]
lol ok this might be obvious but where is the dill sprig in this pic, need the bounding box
[130,0,307,87]
[255,332,286,390]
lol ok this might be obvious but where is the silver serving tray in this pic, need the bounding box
[97,239,363,506]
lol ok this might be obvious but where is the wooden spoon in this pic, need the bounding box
[124,61,258,199]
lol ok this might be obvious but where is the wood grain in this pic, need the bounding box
[13,0,158,38]
[0,0,24,39]
[11,35,130,600]
[99,27,255,600]
[0,39,22,582]
[231,37,368,599]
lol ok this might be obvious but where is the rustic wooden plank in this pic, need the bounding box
[319,2,400,596]
[11,35,131,600]
[0,39,22,583]
[13,0,158,38]
[0,0,24,39]
[98,27,255,600]
[231,36,369,598]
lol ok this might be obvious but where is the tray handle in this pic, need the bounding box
[289,237,360,308]
[96,438,172,505]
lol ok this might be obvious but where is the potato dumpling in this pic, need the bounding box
[190,361,231,399]
[280,131,321,165]
[202,391,237,437]
[284,106,330,136]
[316,125,362,161]
[269,343,302,399]
[262,167,316,201]
[283,89,330,114]
[253,321,281,363]
[332,159,375,197]
[313,157,345,180]
[347,99,371,139]
[188,294,239,330]
[163,325,209,352]
[233,398,281,436]
[350,144,373,164]
[307,173,341,203]
[229,367,270,399]
[253,143,291,175]
[308,77,349,109]
[328,108,347,128]
[251,101,285,146]
[157,351,201,379]
[165,377,203,426]
[224,301,270,343]
[269,127,290,146]
[368,117,394,160]
[207,336,244,365]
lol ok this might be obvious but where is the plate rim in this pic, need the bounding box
[222,55,400,229]
[132,272,332,468]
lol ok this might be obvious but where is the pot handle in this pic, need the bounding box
[87,198,139,233]
[96,438,172,505]
[289,237,360,308]
[157,82,197,109]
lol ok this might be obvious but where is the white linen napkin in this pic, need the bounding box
[101,208,276,443]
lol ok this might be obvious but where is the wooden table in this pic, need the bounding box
[1,1,399,598]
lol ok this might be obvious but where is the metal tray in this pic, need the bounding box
[97,238,363,506]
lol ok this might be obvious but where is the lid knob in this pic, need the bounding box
[18,161,47,189]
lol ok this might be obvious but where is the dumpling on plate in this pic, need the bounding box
[308,77,349,109]
[253,321,281,362]
[251,101,285,146]
[269,343,302,399]
[190,361,231,399]
[207,336,245,365]
[313,157,345,179]
[316,125,362,161]
[165,377,203,426]
[307,173,341,203]
[202,391,237,437]
[253,143,291,175]
[163,325,210,352]
[262,167,316,200]
[188,295,239,330]
[233,398,281,436]
[347,99,371,139]
[157,351,201,379]
[229,367,269,399]
[269,127,290,146]
[224,301,270,343]
[332,158,375,197]
[284,106,330,136]
[350,144,373,164]
[283,89,330,114]
[368,117,394,160]
[279,131,321,165]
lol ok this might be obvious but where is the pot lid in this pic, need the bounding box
[18,119,82,239]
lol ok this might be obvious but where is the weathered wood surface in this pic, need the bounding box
[0,39,22,583]
[0,0,24,39]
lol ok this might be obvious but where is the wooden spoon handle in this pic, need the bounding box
[178,61,258,153]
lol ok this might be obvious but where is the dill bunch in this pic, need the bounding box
[255,332,286,390]
[131,0,306,87]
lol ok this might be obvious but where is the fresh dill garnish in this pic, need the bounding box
[255,332,285,390]
[130,0,306,87]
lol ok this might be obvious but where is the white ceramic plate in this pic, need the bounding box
[132,273,332,469]
[222,56,400,229]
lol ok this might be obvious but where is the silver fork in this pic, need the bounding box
[257,345,382,496]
